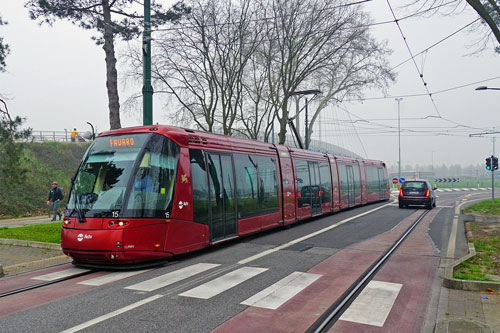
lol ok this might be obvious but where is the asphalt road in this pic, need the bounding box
[0,190,487,332]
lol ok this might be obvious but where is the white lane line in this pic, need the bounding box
[446,197,485,258]
[180,267,268,299]
[339,280,402,327]
[241,271,321,310]
[59,294,163,333]
[238,201,394,265]
[32,268,91,281]
[78,270,150,286]
[125,263,220,292]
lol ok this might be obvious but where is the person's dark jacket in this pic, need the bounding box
[48,187,64,202]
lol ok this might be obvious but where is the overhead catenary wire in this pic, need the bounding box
[385,0,441,118]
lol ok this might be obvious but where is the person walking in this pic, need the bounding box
[47,181,63,221]
[71,128,78,142]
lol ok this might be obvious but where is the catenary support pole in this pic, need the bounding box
[142,0,153,125]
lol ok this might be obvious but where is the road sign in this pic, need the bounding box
[392,178,398,184]
[399,177,405,184]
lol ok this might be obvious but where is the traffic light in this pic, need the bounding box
[493,156,499,170]
[486,157,492,170]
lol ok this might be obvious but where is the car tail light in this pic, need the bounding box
[425,189,430,197]
[399,189,404,197]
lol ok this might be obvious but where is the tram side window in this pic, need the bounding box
[319,162,331,204]
[127,135,179,217]
[295,159,311,207]
[366,166,378,196]
[255,155,279,213]
[189,149,209,225]
[337,163,348,202]
[234,153,259,218]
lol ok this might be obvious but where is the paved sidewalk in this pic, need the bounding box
[0,216,70,277]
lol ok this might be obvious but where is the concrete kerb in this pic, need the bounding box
[443,242,500,291]
[0,238,70,277]
[0,238,61,250]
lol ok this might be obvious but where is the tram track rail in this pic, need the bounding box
[307,209,430,333]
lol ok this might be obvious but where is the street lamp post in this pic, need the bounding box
[395,97,403,182]
[474,86,500,200]
[289,89,322,149]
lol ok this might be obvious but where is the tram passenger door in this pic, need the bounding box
[308,161,322,216]
[346,165,355,206]
[207,153,237,242]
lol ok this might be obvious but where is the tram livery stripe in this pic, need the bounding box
[31,268,91,281]
[78,270,150,286]
[241,271,321,310]
[124,263,220,292]
[180,267,268,299]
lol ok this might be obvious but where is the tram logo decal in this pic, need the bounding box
[181,174,188,183]
[77,233,93,242]
[178,201,189,209]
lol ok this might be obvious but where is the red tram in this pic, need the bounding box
[61,125,390,265]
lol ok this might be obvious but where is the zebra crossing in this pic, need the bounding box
[391,188,489,195]
[30,263,324,310]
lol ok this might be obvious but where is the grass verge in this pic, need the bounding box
[0,223,62,244]
[454,222,500,281]
[463,198,500,216]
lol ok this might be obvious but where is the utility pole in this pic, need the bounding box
[288,89,322,150]
[395,98,403,181]
[142,0,153,125]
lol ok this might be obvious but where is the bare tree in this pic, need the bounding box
[258,0,383,144]
[405,0,500,53]
[0,15,9,73]
[25,0,189,129]
[303,14,395,145]
[150,0,261,135]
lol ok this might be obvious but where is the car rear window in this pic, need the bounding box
[403,181,427,189]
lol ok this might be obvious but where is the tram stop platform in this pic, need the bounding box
[0,215,499,332]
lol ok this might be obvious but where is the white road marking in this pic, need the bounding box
[57,202,395,331]
[78,270,150,286]
[180,267,268,299]
[339,280,402,327]
[238,201,394,265]
[241,271,321,310]
[125,263,220,292]
[59,294,163,333]
[32,268,91,281]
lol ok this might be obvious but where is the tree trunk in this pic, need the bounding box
[102,0,121,130]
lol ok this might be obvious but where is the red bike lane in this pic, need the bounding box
[215,209,441,332]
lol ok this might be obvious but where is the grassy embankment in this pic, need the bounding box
[0,222,62,243]
[0,142,88,219]
[454,201,500,281]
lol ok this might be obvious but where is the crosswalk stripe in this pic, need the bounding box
[180,267,268,299]
[31,268,91,281]
[125,263,220,292]
[78,270,150,286]
[241,271,321,310]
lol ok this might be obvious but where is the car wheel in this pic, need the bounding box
[399,202,403,208]
[427,201,433,210]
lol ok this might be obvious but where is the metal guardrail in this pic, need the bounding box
[20,131,90,143]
